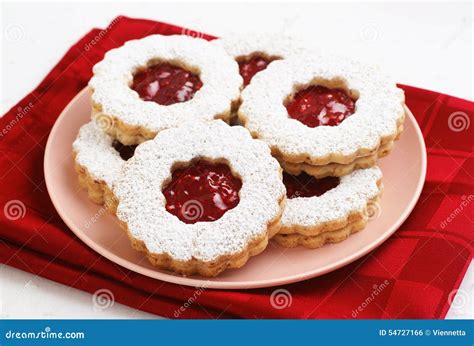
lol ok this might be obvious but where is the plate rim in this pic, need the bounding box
[44,87,427,289]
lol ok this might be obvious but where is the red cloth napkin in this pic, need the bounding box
[0,16,472,319]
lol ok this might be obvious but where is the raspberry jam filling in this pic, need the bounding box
[283,172,340,199]
[112,140,137,161]
[163,160,242,224]
[238,55,277,86]
[131,63,203,105]
[286,86,356,127]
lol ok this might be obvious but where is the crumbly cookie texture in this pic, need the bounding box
[238,54,406,165]
[280,167,382,237]
[72,121,125,206]
[279,124,401,178]
[213,34,314,120]
[274,218,367,248]
[89,34,243,145]
[111,120,286,277]
[212,33,311,60]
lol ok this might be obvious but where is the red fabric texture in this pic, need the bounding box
[0,17,472,319]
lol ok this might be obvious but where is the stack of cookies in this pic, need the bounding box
[73,33,406,276]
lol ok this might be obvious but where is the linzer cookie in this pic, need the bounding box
[238,54,405,178]
[110,121,286,277]
[213,34,308,86]
[274,167,383,248]
[89,34,242,145]
[72,121,137,209]
[280,139,397,178]
[213,34,309,124]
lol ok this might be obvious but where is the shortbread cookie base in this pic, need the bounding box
[109,196,285,277]
[110,122,287,277]
[279,184,382,237]
[273,110,405,166]
[76,147,283,276]
[73,152,114,209]
[279,118,403,178]
[89,35,243,146]
[237,52,408,166]
[91,99,237,145]
[240,100,407,167]
[273,218,367,248]
[280,141,393,178]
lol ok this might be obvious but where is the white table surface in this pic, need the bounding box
[0,1,472,319]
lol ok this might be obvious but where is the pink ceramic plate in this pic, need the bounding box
[44,88,427,289]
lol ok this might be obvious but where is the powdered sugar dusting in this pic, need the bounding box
[113,120,285,262]
[239,54,405,163]
[282,167,382,227]
[89,35,243,132]
[213,33,311,60]
[72,121,125,188]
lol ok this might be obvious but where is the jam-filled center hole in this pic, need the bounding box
[112,140,137,161]
[162,159,242,224]
[283,172,340,199]
[131,62,203,105]
[285,80,358,128]
[237,54,280,86]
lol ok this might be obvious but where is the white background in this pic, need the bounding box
[0,1,472,319]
